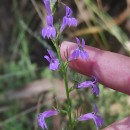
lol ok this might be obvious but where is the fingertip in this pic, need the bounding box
[60,41,77,60]
[60,41,130,95]
[103,116,130,130]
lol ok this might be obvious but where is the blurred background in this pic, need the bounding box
[0,0,130,130]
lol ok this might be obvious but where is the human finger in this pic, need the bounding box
[60,41,130,95]
[103,116,130,130]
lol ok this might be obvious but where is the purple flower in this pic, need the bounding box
[78,104,103,130]
[42,15,56,39]
[38,110,58,130]
[44,49,60,70]
[69,37,89,61]
[77,76,99,96]
[43,0,52,15]
[60,6,78,32]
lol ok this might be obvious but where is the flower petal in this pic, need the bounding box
[80,50,85,59]
[82,38,85,48]
[66,6,72,17]
[78,113,103,130]
[45,50,60,71]
[84,51,89,60]
[76,37,80,46]
[91,84,99,96]
[38,110,58,130]
[78,113,93,121]
[47,15,53,26]
[75,49,79,59]
[38,114,47,129]
[42,28,47,38]
[77,81,93,89]
[60,17,67,32]
[69,49,79,61]
[43,0,52,15]
[51,27,56,38]
[68,18,72,27]
[44,55,51,63]
[93,115,104,130]
[49,59,60,70]
[72,18,78,26]
[47,49,54,59]
[42,110,58,118]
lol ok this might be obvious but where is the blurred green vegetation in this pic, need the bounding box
[0,0,130,130]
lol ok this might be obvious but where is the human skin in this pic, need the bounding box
[60,41,130,130]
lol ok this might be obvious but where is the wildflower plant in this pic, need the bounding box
[37,0,104,130]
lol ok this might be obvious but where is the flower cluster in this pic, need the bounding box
[42,0,78,39]
[42,0,56,39]
[37,0,104,130]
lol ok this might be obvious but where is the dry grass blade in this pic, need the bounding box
[31,0,45,24]
[74,0,130,54]
[70,26,102,36]
[34,94,44,130]
[5,78,67,100]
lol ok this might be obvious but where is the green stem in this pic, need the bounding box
[63,71,73,130]
[54,41,73,130]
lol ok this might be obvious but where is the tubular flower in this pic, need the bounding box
[43,0,52,15]
[42,15,56,39]
[78,104,103,130]
[60,6,78,32]
[38,110,58,130]
[44,49,60,70]
[77,76,99,96]
[69,37,89,61]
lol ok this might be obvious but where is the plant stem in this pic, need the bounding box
[54,41,73,130]
[63,71,73,130]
